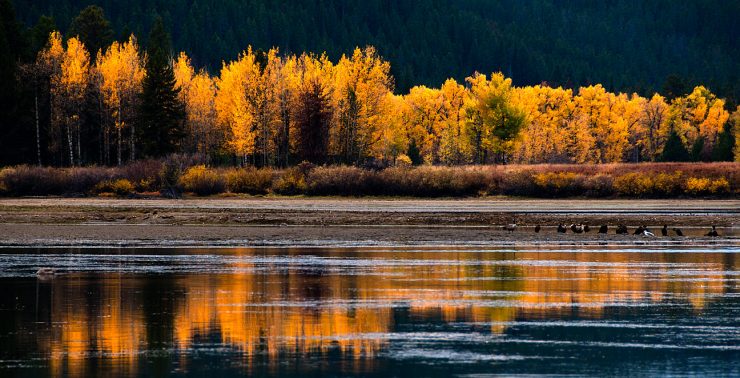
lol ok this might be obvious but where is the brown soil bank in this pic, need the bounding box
[0,198,737,247]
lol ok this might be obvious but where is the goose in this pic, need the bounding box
[705,226,719,237]
[534,225,541,233]
[557,224,567,233]
[503,223,517,232]
[616,225,628,235]
[633,226,645,235]
[672,228,684,237]
[598,225,608,234]
[661,225,668,236]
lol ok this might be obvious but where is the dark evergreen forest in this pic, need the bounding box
[13,0,740,98]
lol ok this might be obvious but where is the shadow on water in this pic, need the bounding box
[0,245,738,377]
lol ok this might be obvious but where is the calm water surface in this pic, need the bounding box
[0,245,738,377]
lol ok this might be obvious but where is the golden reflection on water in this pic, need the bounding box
[31,248,737,375]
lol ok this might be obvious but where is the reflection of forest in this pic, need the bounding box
[33,249,736,375]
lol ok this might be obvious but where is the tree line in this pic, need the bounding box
[13,0,740,100]
[1,3,738,167]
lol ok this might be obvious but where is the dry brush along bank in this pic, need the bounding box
[0,162,738,199]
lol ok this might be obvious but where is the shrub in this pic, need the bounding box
[532,172,584,197]
[94,179,135,196]
[0,166,68,196]
[67,167,115,194]
[613,172,654,197]
[375,166,488,197]
[498,169,537,196]
[179,165,226,196]
[225,167,273,194]
[709,177,731,194]
[0,168,8,195]
[395,154,412,167]
[685,177,730,195]
[272,167,308,195]
[651,171,684,196]
[307,166,373,195]
[583,174,614,197]
[121,160,162,191]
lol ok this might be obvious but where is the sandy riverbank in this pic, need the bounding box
[0,198,737,246]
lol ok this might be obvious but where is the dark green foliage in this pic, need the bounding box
[30,15,56,54]
[68,5,112,59]
[12,0,740,102]
[662,74,690,101]
[137,17,185,159]
[690,137,705,162]
[407,139,421,166]
[294,79,331,164]
[712,123,734,161]
[660,130,691,162]
[0,0,33,166]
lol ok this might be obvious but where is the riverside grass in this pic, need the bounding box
[0,162,737,198]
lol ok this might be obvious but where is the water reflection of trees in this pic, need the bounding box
[28,248,736,376]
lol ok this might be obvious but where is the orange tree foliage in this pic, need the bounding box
[31,33,738,167]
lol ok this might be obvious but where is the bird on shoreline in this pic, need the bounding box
[633,226,645,235]
[705,226,719,237]
[642,229,656,237]
[570,224,584,234]
[661,225,668,236]
[503,223,517,232]
[557,224,567,233]
[673,228,684,236]
[598,225,608,234]
[534,225,541,233]
[616,225,628,235]
[583,224,591,233]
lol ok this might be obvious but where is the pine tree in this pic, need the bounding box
[137,17,185,158]
[711,123,734,161]
[659,129,690,162]
[68,5,113,61]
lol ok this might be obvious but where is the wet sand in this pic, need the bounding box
[0,198,737,247]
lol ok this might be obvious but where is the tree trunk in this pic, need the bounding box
[130,123,135,162]
[66,123,74,167]
[35,89,41,166]
[117,127,122,167]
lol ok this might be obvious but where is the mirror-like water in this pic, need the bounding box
[0,245,738,377]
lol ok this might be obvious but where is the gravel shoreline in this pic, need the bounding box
[0,198,737,247]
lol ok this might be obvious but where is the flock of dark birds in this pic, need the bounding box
[503,223,721,237]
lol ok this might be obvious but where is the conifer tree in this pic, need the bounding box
[660,129,690,162]
[68,5,112,62]
[137,17,185,158]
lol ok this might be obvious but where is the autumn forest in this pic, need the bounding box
[1,2,738,169]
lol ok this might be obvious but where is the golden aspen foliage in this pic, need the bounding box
[332,47,394,163]
[174,52,220,157]
[664,86,729,159]
[575,85,630,163]
[512,85,572,163]
[96,35,145,165]
[58,36,90,165]
[215,48,261,163]
[438,78,471,165]
[638,94,670,161]
[375,93,409,163]
[403,85,444,164]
